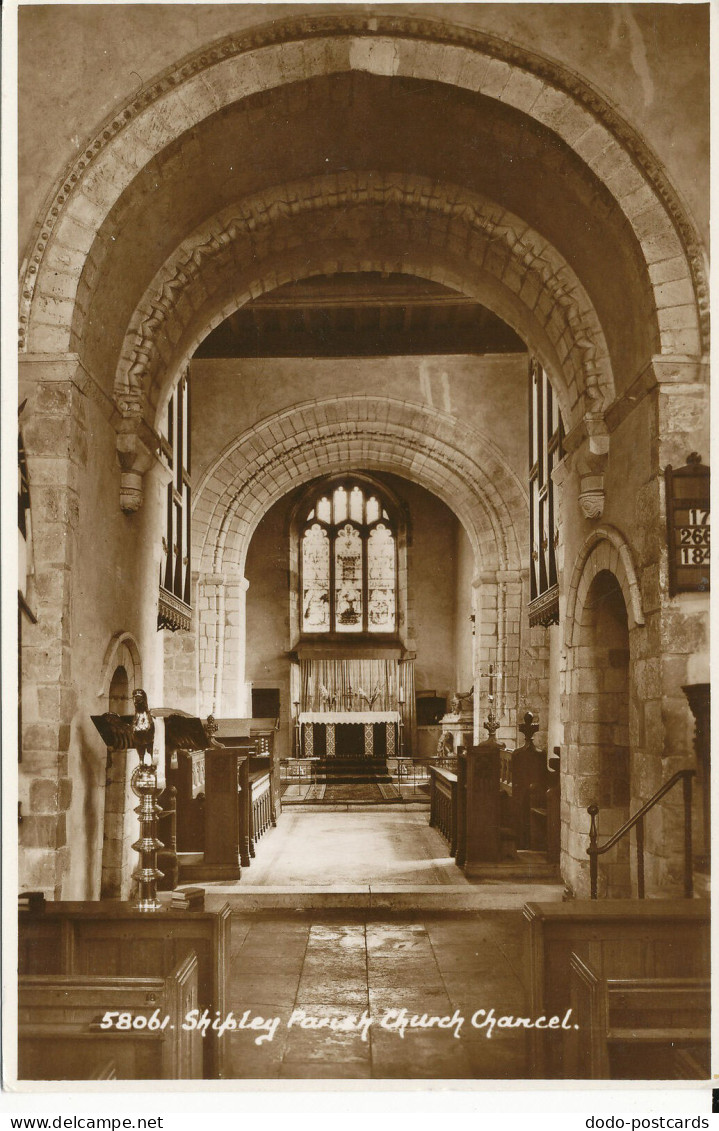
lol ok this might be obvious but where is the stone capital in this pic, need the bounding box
[116,416,162,514]
[575,448,607,520]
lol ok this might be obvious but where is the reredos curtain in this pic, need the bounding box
[299,658,417,754]
[300,659,398,712]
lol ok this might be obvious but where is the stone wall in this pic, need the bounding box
[557,360,709,898]
[191,355,529,488]
[19,357,167,900]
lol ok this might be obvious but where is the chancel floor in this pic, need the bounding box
[230,808,468,886]
[227,912,530,1079]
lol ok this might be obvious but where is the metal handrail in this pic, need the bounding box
[587,768,695,899]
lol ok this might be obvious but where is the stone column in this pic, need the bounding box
[19,355,86,898]
[637,365,709,893]
[223,575,251,716]
[197,572,250,717]
[557,357,709,897]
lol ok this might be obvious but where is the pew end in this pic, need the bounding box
[19,952,202,1080]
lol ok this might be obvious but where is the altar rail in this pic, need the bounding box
[280,758,319,785]
[429,766,459,856]
[391,756,458,785]
[237,758,275,867]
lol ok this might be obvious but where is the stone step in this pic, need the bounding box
[318,759,388,769]
[313,775,393,784]
[199,882,567,912]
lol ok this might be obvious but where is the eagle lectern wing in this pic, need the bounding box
[163,714,212,751]
[91,712,134,749]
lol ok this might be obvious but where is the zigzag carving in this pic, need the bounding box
[117,174,613,419]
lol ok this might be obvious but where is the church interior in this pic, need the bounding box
[15,3,710,1084]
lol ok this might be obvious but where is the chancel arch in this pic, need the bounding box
[191,395,528,743]
[193,395,527,578]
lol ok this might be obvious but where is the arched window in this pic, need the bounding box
[300,481,397,635]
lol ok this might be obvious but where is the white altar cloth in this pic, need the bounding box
[300,711,401,724]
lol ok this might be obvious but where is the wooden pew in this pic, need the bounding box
[566,953,710,1079]
[19,952,201,1080]
[523,900,710,1078]
[673,1045,711,1080]
[18,900,231,1079]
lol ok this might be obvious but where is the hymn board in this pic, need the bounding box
[665,454,710,595]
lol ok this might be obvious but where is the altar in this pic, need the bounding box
[299,711,400,758]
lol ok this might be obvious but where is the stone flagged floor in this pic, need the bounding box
[227,911,531,1080]
[236,808,470,886]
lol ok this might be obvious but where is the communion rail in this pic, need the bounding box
[429,765,459,856]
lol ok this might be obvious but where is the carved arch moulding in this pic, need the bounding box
[191,394,529,582]
[564,525,645,650]
[97,631,143,700]
[115,175,614,441]
[20,13,707,362]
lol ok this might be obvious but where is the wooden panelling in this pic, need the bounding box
[523,900,710,1078]
[18,901,231,1079]
[19,953,201,1080]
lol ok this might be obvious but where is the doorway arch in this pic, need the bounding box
[98,635,142,900]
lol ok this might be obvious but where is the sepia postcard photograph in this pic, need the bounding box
[3,0,712,1113]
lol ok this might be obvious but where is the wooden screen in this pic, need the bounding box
[528,359,563,626]
[158,370,192,631]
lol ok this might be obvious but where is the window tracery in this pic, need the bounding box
[300,481,397,635]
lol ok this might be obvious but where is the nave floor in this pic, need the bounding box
[226,911,530,1080]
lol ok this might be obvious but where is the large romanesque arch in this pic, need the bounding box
[21,14,706,372]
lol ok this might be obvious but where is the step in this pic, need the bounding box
[200,882,567,912]
[314,773,394,781]
[281,800,431,811]
[463,851,560,881]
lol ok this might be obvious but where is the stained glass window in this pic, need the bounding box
[302,523,330,632]
[299,481,397,635]
[349,486,364,523]
[333,486,348,523]
[335,524,363,632]
[367,524,395,631]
